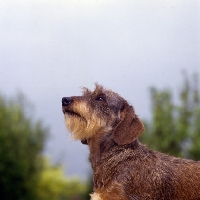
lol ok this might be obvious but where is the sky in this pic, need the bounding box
[0,0,200,179]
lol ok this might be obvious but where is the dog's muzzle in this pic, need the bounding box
[62,97,72,106]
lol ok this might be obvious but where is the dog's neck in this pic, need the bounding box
[87,133,141,189]
[87,134,102,170]
[87,132,140,171]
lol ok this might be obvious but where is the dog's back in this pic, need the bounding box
[93,139,200,200]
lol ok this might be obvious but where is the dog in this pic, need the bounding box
[62,84,200,200]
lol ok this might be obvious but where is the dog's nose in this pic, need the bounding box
[62,97,72,106]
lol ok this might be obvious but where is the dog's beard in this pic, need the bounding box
[65,113,111,140]
[65,113,86,140]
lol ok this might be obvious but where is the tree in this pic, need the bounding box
[36,158,89,200]
[140,73,200,160]
[0,93,47,199]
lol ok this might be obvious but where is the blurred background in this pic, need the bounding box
[0,0,200,199]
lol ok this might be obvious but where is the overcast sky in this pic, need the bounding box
[0,0,200,179]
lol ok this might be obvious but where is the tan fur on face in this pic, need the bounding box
[64,101,112,140]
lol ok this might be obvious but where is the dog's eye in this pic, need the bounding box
[95,96,105,101]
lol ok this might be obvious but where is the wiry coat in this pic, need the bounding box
[62,84,200,200]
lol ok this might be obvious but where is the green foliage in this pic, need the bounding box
[0,94,47,199]
[82,175,93,200]
[140,73,200,160]
[37,158,89,200]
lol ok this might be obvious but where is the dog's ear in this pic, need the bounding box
[112,104,144,145]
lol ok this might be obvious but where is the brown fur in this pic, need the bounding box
[62,84,200,200]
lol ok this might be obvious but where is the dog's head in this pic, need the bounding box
[62,84,144,145]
